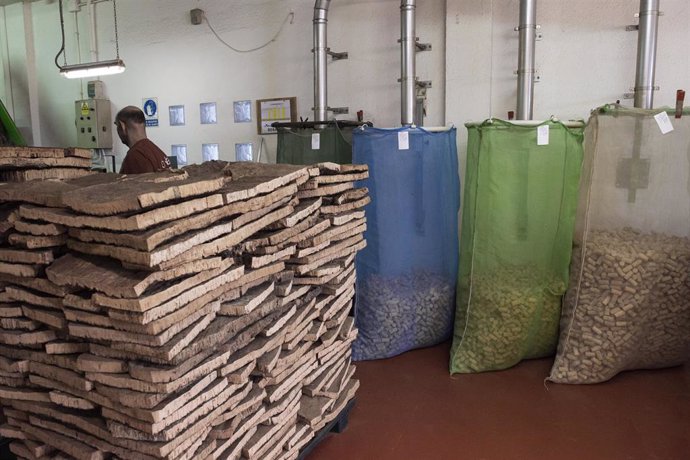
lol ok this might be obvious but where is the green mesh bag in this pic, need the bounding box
[276,125,353,165]
[450,119,584,374]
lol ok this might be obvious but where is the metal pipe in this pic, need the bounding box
[634,0,660,109]
[313,0,330,123]
[400,0,416,126]
[516,0,537,120]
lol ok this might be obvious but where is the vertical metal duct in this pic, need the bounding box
[633,0,660,109]
[516,0,537,120]
[400,0,416,126]
[313,0,330,122]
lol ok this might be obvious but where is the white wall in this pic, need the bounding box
[0,0,446,166]
[1,0,688,168]
[446,0,690,168]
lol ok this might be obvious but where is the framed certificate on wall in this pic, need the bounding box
[256,97,297,135]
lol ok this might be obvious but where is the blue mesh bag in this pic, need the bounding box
[352,127,460,360]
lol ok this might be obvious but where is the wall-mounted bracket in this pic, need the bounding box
[415,41,432,52]
[513,69,541,82]
[416,80,432,89]
[330,107,349,115]
[626,24,639,31]
[327,50,349,61]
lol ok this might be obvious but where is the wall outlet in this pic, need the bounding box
[191,9,204,25]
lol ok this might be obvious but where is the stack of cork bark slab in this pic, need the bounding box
[0,147,94,182]
[0,160,368,460]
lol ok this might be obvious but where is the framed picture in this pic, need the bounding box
[256,97,297,135]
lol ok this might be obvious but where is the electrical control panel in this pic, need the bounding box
[75,99,113,149]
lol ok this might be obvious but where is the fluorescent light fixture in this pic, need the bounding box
[60,59,126,79]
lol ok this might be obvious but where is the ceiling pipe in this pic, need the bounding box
[633,0,660,109]
[313,0,330,123]
[400,0,416,126]
[516,0,537,120]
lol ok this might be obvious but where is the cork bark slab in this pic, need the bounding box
[29,361,92,392]
[275,198,322,228]
[158,205,295,270]
[316,172,369,186]
[19,422,104,460]
[296,182,354,200]
[332,187,369,205]
[127,345,229,385]
[76,354,127,374]
[0,261,43,278]
[61,169,227,216]
[0,317,40,331]
[21,306,66,330]
[0,146,91,159]
[102,378,230,434]
[64,308,112,328]
[316,162,368,175]
[226,360,257,385]
[106,383,236,442]
[0,156,92,169]
[298,218,366,248]
[330,210,366,226]
[0,168,93,182]
[68,185,297,252]
[70,301,218,348]
[260,215,329,249]
[5,286,62,309]
[243,246,295,270]
[107,312,216,364]
[21,194,224,233]
[0,329,56,346]
[0,387,50,402]
[47,253,223,299]
[93,259,233,312]
[0,275,68,298]
[291,239,366,275]
[106,267,242,325]
[0,248,55,265]
[0,304,23,318]
[320,196,371,215]
[8,233,67,249]
[213,385,264,433]
[212,425,258,460]
[13,219,66,237]
[49,390,96,410]
[220,281,274,316]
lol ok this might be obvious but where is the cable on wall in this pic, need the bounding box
[203,10,294,54]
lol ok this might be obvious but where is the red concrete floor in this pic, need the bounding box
[307,342,689,460]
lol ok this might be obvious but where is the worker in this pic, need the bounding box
[115,105,171,174]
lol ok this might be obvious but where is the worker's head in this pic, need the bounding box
[115,106,147,147]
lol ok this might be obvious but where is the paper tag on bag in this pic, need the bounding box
[654,111,674,134]
[537,125,549,146]
[311,133,320,150]
[398,131,410,150]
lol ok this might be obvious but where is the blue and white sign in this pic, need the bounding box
[142,97,159,127]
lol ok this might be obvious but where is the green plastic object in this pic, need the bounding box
[450,119,584,374]
[277,125,352,165]
[0,98,26,146]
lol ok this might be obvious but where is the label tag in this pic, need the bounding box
[311,133,320,150]
[537,125,549,146]
[654,111,674,134]
[398,131,409,150]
